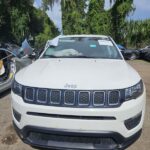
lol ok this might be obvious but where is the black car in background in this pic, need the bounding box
[117,44,140,60]
[139,46,150,61]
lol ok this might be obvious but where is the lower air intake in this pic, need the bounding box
[28,132,117,149]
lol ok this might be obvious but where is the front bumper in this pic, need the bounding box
[13,121,142,150]
[11,90,146,149]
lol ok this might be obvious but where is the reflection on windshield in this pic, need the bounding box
[42,37,122,59]
[45,49,83,57]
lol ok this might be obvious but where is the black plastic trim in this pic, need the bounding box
[13,109,21,122]
[27,112,116,120]
[124,112,142,130]
[13,121,142,150]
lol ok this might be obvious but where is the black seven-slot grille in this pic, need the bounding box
[22,86,125,108]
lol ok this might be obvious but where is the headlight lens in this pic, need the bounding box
[125,80,143,100]
[12,79,22,96]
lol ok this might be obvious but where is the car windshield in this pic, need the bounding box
[42,37,122,59]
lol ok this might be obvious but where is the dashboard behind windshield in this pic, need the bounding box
[42,37,122,59]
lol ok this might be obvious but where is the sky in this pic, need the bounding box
[34,0,150,31]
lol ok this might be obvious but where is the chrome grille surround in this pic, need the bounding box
[36,89,48,104]
[24,87,35,102]
[108,90,120,106]
[93,91,105,106]
[50,90,61,105]
[78,91,90,106]
[64,91,75,106]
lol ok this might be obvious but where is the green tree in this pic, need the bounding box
[61,0,87,34]
[0,0,59,48]
[41,0,87,34]
[29,8,59,48]
[0,0,33,43]
[1,0,150,48]
[110,0,134,43]
[87,0,111,35]
[10,7,30,44]
[43,0,134,38]
[125,20,150,48]
[0,0,12,41]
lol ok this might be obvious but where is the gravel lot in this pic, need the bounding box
[0,60,149,150]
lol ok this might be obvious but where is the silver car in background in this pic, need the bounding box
[0,42,32,94]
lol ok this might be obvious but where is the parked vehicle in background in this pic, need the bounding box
[139,46,150,62]
[143,45,150,49]
[11,35,146,150]
[0,41,33,94]
[117,44,139,60]
[144,52,150,61]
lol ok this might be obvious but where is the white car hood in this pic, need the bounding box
[16,59,141,90]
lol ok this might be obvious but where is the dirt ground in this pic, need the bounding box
[0,60,149,150]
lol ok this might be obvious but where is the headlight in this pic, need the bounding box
[125,80,143,100]
[12,79,22,96]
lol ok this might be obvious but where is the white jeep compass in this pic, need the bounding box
[11,35,146,150]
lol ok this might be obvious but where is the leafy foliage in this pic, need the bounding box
[0,0,12,41]
[110,0,134,42]
[1,0,150,49]
[0,0,59,48]
[61,0,87,34]
[43,1,133,40]
[29,8,59,48]
[125,20,150,48]
[87,0,111,35]
[10,7,30,43]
